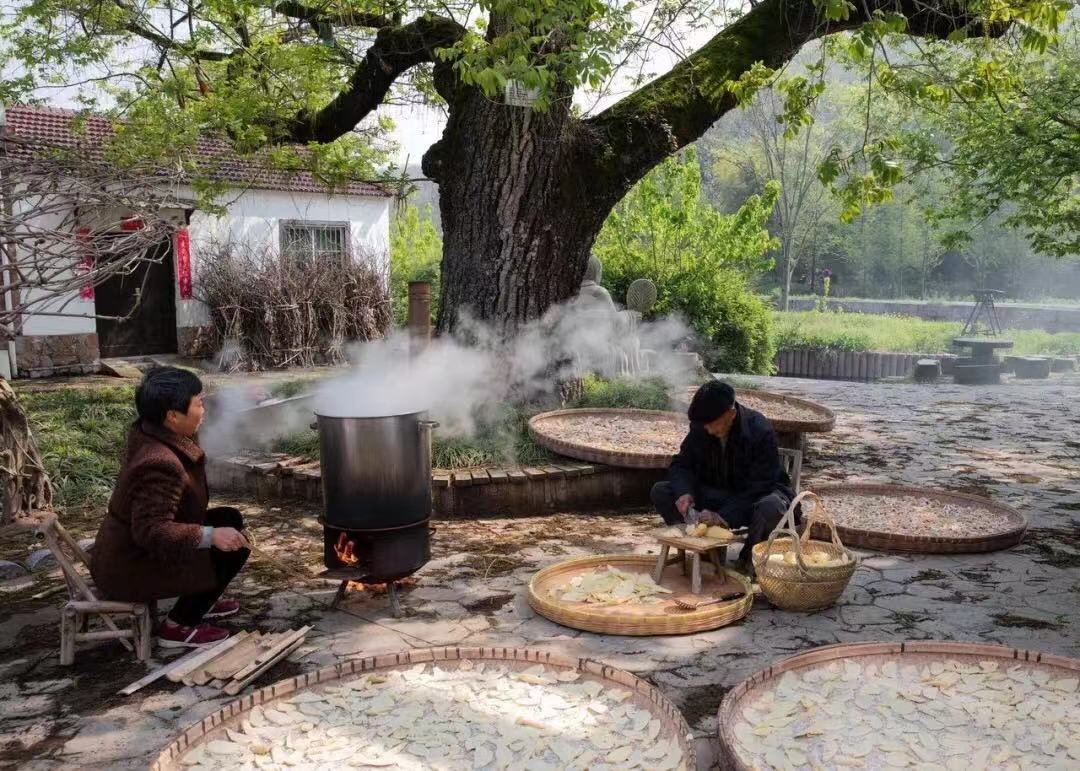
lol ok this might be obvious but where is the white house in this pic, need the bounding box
[0,104,394,378]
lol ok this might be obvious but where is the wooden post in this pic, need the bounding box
[134,605,152,661]
[60,605,77,665]
[652,544,670,584]
[407,281,432,356]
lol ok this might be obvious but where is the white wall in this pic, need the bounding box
[13,198,96,337]
[10,186,393,338]
[182,187,392,328]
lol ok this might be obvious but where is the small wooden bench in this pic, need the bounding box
[33,515,153,665]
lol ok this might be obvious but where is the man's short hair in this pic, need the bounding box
[135,367,203,425]
[687,380,736,423]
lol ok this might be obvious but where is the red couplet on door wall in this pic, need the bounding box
[175,228,192,299]
[76,227,94,300]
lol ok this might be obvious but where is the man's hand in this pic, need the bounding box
[675,494,694,518]
[211,527,248,551]
[698,510,726,526]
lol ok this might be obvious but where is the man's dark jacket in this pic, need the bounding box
[668,402,794,504]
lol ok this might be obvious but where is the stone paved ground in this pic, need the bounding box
[1,374,1078,769]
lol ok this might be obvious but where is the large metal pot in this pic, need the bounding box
[315,410,437,530]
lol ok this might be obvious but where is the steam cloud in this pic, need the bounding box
[200,297,703,457]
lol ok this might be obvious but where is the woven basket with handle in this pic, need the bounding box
[752,491,858,611]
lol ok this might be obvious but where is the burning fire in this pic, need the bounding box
[334,532,359,566]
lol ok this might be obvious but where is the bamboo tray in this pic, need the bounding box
[528,554,752,636]
[717,640,1080,771]
[528,408,687,468]
[153,646,696,770]
[677,387,836,434]
[812,483,1028,553]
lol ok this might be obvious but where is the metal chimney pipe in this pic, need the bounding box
[407,281,432,356]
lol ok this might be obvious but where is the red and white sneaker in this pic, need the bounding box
[203,599,241,620]
[158,620,231,649]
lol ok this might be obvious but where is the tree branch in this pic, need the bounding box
[585,0,1000,204]
[285,14,465,143]
[106,0,234,60]
[273,1,396,29]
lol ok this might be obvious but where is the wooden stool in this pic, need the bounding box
[61,600,152,665]
[32,515,154,665]
[652,537,738,595]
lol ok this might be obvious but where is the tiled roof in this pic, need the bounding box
[3,104,394,199]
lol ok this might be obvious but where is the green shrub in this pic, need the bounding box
[390,203,442,327]
[594,149,780,374]
[694,273,777,373]
[573,375,670,410]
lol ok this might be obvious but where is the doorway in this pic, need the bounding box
[95,235,178,358]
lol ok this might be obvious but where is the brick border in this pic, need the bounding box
[207,455,665,517]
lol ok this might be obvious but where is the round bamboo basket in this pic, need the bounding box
[812,483,1028,553]
[153,645,697,771]
[676,387,836,434]
[717,640,1080,771]
[527,408,686,468]
[528,554,752,636]
[752,492,858,612]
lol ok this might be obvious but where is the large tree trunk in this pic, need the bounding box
[287,0,996,335]
[0,378,53,525]
[424,89,608,335]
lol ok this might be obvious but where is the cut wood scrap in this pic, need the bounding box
[119,647,211,696]
[166,634,245,683]
[189,632,266,685]
[230,627,310,682]
[202,632,267,680]
[180,631,254,685]
[223,635,306,696]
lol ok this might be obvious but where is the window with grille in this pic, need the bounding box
[280,222,349,266]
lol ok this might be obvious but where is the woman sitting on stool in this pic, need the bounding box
[91,367,250,648]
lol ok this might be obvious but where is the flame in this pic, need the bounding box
[334,532,359,566]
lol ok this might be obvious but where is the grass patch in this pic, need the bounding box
[574,374,671,410]
[774,311,1080,356]
[902,569,949,584]
[18,385,135,512]
[991,613,1062,630]
[274,429,319,459]
[269,379,314,400]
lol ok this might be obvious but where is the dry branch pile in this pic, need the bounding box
[197,242,391,370]
[0,379,53,526]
